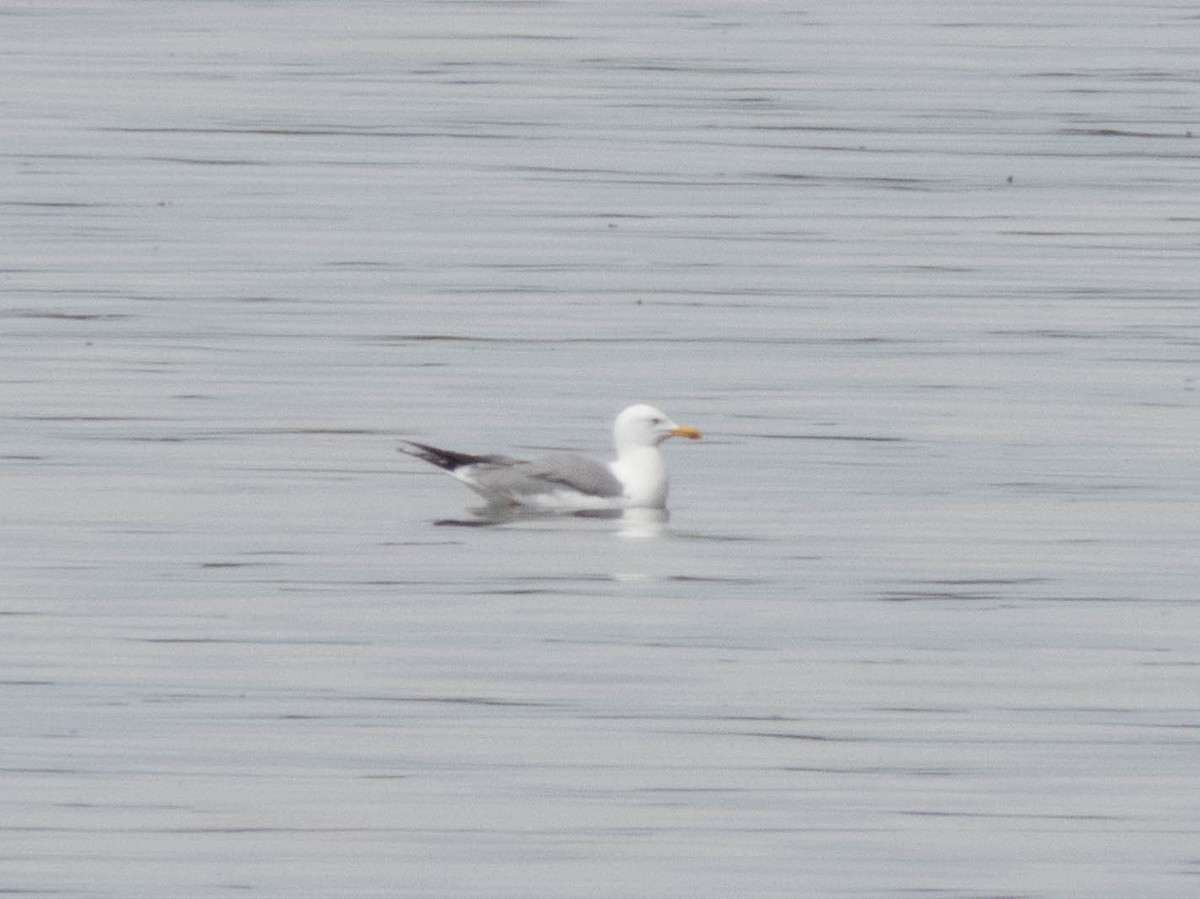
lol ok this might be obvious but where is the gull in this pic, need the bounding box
[400,403,700,513]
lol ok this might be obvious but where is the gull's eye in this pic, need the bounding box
[650,417,663,425]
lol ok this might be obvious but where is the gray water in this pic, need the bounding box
[4,2,1199,897]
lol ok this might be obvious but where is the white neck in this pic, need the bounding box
[610,445,669,509]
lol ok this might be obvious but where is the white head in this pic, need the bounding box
[612,404,701,453]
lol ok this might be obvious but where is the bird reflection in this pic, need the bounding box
[432,505,668,538]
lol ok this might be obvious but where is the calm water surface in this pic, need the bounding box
[3,1,1199,897]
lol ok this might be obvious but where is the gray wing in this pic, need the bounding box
[471,452,623,500]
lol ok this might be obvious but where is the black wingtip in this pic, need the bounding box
[399,441,487,472]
